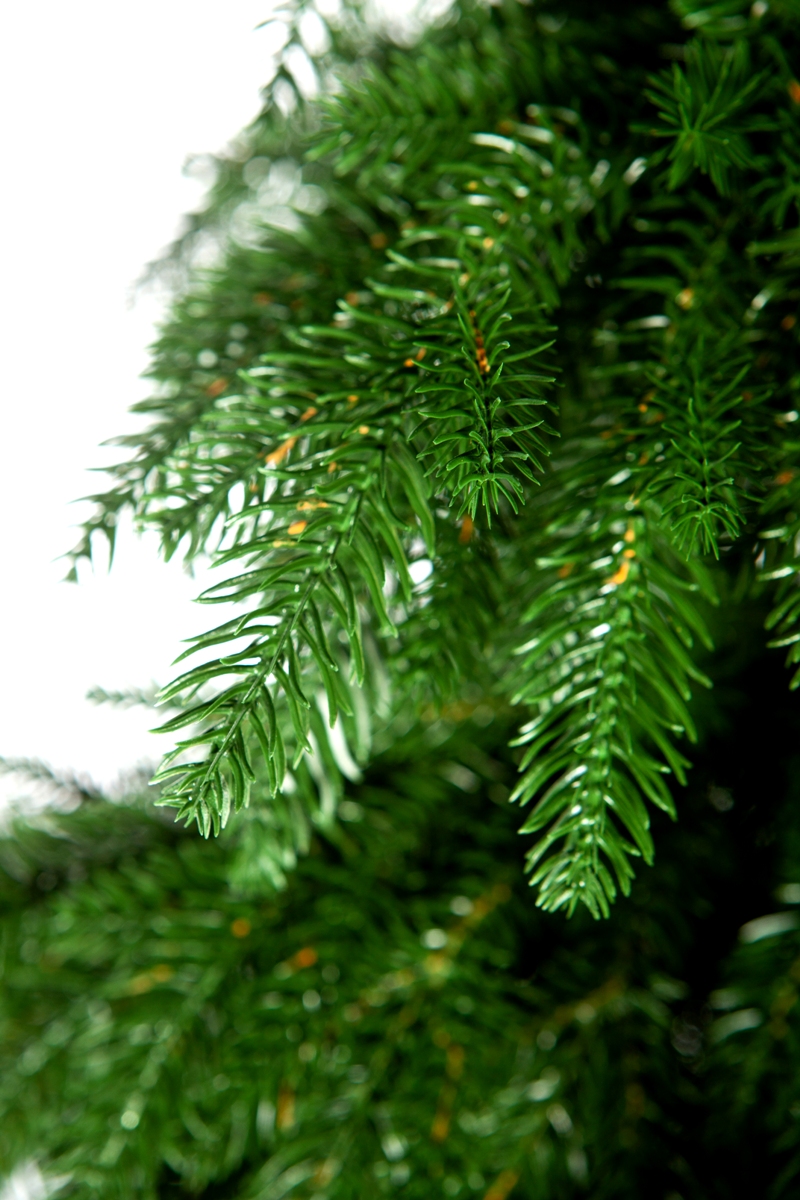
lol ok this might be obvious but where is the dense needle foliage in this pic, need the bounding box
[6,0,800,1195]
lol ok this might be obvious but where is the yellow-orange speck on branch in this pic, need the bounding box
[127,964,173,994]
[291,946,318,970]
[276,1083,295,1131]
[446,1043,465,1080]
[606,559,630,586]
[205,377,228,398]
[430,1106,452,1143]
[483,1169,520,1200]
[265,436,298,467]
[469,310,490,376]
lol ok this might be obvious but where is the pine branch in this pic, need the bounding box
[67,217,394,576]
[758,444,800,687]
[632,335,765,557]
[0,757,104,807]
[151,477,383,835]
[0,729,707,1198]
[639,39,770,196]
[310,38,515,191]
[137,0,381,282]
[63,0,800,915]
[148,254,551,831]
[508,445,714,917]
[598,191,775,557]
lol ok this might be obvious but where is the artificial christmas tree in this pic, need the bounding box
[5,0,800,1195]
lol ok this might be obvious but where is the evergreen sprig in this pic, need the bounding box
[637,337,755,556]
[641,39,769,196]
[146,144,567,832]
[508,444,714,917]
[0,725,760,1198]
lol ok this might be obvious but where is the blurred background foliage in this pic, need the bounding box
[4,595,800,1195]
[6,619,800,1198]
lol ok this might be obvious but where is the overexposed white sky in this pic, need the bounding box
[0,2,283,794]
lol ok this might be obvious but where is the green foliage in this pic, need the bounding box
[7,661,800,1197]
[19,3,800,1193]
[636,334,763,556]
[70,0,800,917]
[16,4,800,1191]
[757,454,800,687]
[0,709,764,1196]
[642,39,768,196]
[509,448,714,917]
[2,729,686,1200]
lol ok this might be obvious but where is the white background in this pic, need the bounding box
[0,2,283,798]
